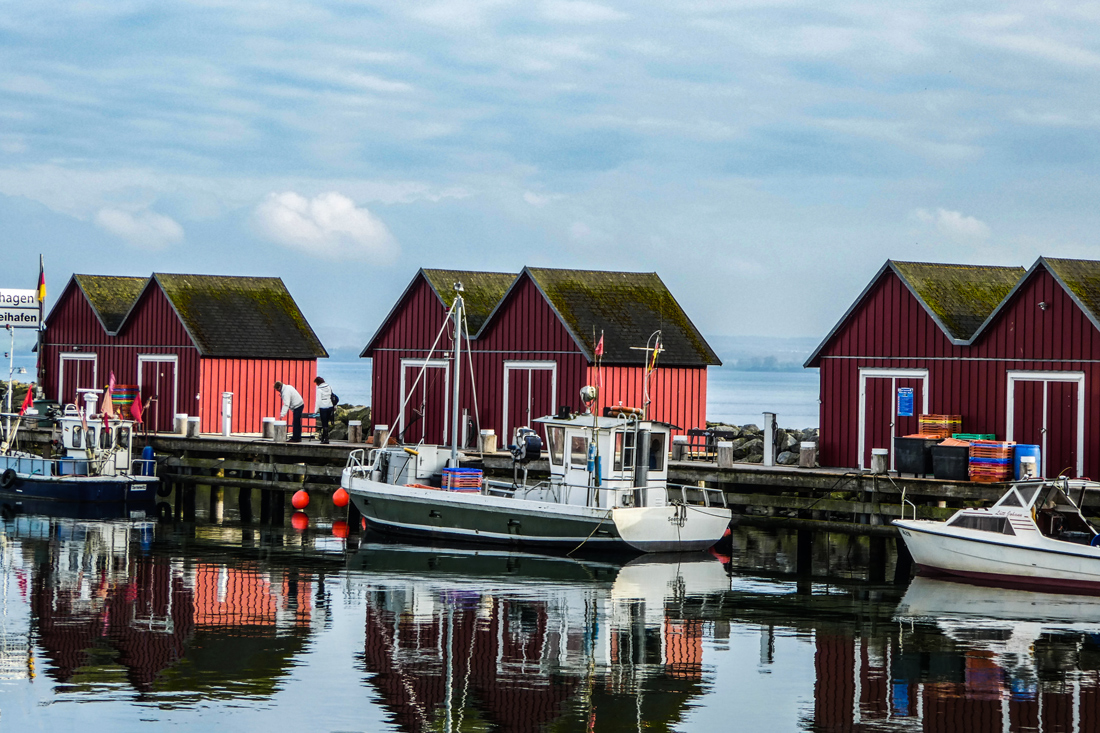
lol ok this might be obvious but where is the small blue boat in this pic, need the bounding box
[1,407,158,507]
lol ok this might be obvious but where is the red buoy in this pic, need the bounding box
[332,520,349,538]
[291,511,309,531]
[332,487,350,508]
[361,517,367,530]
[292,489,310,509]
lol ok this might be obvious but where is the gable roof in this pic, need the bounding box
[1041,257,1100,333]
[153,273,327,359]
[362,266,720,367]
[805,260,1026,367]
[484,267,720,366]
[71,274,149,334]
[360,269,516,357]
[421,269,516,333]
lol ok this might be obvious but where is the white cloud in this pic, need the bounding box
[912,208,991,240]
[523,190,563,206]
[253,191,399,262]
[94,208,185,250]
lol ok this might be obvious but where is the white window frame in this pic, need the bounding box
[502,360,558,446]
[857,367,930,471]
[399,358,450,444]
[58,353,98,405]
[137,354,180,422]
[1006,370,1085,478]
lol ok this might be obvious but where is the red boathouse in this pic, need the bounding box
[42,273,328,433]
[363,267,720,446]
[807,257,1100,477]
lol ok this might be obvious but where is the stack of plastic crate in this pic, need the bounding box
[918,414,963,438]
[969,440,1014,482]
[442,467,483,492]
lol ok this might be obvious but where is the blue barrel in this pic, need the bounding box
[1014,444,1041,479]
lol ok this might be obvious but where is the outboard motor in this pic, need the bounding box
[510,427,543,487]
[511,427,543,463]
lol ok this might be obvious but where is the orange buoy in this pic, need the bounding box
[332,487,350,508]
[361,517,367,530]
[332,520,349,538]
[291,511,309,531]
[292,489,309,509]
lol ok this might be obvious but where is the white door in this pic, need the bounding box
[503,361,557,446]
[857,368,929,470]
[58,353,97,406]
[137,355,179,433]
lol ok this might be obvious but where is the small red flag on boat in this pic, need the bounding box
[594,333,604,358]
[130,389,144,425]
[19,385,34,416]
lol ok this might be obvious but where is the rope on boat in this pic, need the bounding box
[566,510,614,556]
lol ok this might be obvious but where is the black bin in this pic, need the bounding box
[894,437,939,477]
[931,445,970,481]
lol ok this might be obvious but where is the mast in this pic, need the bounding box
[450,283,464,466]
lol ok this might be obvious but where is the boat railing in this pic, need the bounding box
[130,458,157,477]
[900,486,918,520]
[669,483,728,508]
[345,448,376,478]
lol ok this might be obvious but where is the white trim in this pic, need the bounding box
[502,360,558,446]
[57,352,98,404]
[857,368,930,470]
[399,358,450,443]
[1006,370,1086,477]
[137,354,179,426]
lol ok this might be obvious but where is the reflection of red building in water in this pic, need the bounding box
[31,554,313,694]
[360,592,708,733]
[813,630,1100,732]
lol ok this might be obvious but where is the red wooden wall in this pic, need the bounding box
[200,358,317,434]
[368,273,711,446]
[816,266,1100,476]
[590,365,708,432]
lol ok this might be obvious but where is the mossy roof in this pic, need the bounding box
[891,261,1025,341]
[421,269,515,333]
[73,274,149,333]
[806,259,1029,366]
[154,274,327,358]
[1042,258,1100,328]
[522,267,720,366]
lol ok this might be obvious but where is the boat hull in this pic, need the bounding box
[895,519,1100,592]
[0,474,158,504]
[348,479,731,553]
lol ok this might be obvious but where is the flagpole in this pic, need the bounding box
[6,324,13,437]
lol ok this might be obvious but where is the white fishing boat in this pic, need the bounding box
[341,284,732,554]
[894,478,1100,592]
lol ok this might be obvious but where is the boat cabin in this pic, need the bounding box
[521,414,673,509]
[946,480,1100,545]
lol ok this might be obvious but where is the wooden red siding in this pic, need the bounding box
[817,267,1100,475]
[590,365,708,434]
[200,358,318,434]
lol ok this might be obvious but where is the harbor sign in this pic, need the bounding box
[0,289,39,328]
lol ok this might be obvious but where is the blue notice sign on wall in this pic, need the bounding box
[897,387,914,417]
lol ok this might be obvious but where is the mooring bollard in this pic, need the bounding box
[273,420,288,443]
[174,413,189,435]
[186,416,200,438]
[671,434,688,461]
[262,417,275,439]
[799,441,817,468]
[716,440,734,469]
[478,429,496,453]
[373,424,389,446]
[348,419,362,443]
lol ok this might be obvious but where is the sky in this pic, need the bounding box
[3,0,1100,356]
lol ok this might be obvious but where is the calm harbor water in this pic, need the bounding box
[319,359,820,429]
[1,487,1093,732]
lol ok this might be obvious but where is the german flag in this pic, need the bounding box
[36,254,45,303]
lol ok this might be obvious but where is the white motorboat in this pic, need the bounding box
[341,283,732,554]
[894,479,1100,592]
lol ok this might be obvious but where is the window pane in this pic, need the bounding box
[72,426,83,448]
[547,427,564,466]
[570,436,588,467]
[649,433,666,471]
[100,427,112,450]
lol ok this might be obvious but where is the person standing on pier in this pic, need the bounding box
[274,381,304,442]
[314,375,336,444]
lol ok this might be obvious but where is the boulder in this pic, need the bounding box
[777,450,799,465]
[740,424,760,435]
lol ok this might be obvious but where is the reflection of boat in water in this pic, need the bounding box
[349,544,730,732]
[342,285,731,554]
[895,575,1100,687]
[894,479,1100,592]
